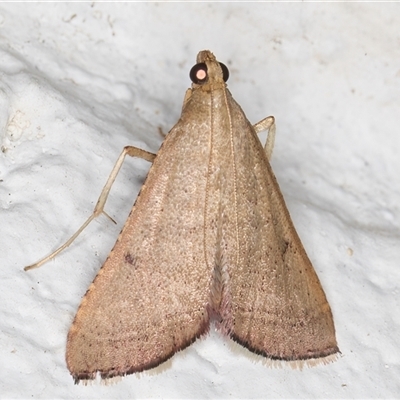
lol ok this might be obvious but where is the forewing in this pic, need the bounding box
[66,110,213,382]
[221,96,338,363]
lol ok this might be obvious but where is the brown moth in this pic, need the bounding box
[26,50,339,384]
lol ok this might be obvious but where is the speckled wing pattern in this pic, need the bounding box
[66,93,215,382]
[214,92,338,363]
[66,50,338,383]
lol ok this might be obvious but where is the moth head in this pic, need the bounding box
[190,50,229,89]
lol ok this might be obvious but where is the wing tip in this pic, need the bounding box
[230,333,340,369]
[69,318,211,385]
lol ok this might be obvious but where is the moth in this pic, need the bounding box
[26,50,339,383]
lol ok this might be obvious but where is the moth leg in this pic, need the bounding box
[158,127,167,138]
[253,116,276,161]
[24,146,156,271]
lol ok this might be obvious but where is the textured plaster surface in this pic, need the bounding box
[1,3,399,398]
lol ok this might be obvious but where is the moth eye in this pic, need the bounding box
[219,62,229,82]
[190,63,208,84]
[189,62,229,84]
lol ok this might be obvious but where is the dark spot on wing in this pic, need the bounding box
[124,252,135,265]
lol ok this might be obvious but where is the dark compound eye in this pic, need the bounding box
[189,62,230,84]
[219,62,229,82]
[190,63,208,84]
